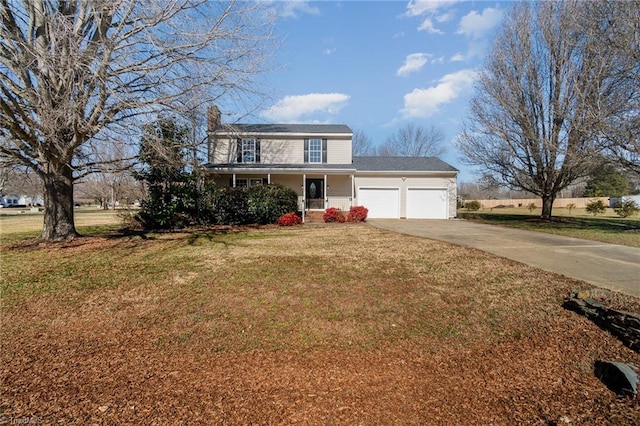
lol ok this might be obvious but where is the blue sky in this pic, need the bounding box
[240,1,510,180]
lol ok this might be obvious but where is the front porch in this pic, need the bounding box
[208,170,356,222]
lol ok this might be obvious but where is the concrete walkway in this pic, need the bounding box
[369,219,640,297]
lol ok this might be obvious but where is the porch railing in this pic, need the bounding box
[326,196,352,211]
[298,196,353,211]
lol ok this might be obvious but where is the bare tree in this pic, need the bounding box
[457,1,628,219]
[0,163,43,204]
[0,0,275,241]
[75,138,137,208]
[378,123,446,157]
[583,0,640,175]
[352,129,373,156]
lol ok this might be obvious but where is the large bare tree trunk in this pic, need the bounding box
[541,195,555,220]
[41,166,78,241]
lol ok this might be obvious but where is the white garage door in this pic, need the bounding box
[407,188,448,219]
[358,188,400,218]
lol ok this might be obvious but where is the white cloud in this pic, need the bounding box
[457,7,503,39]
[436,13,453,23]
[418,17,443,34]
[406,0,460,17]
[279,1,321,18]
[397,53,431,77]
[400,69,477,118]
[262,93,350,122]
[407,0,459,33]
[450,52,466,62]
[323,47,336,55]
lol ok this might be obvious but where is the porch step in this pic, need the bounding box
[303,211,325,223]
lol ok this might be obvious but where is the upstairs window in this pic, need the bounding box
[308,139,322,163]
[304,138,327,164]
[236,138,260,163]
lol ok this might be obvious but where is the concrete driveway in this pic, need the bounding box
[369,219,640,297]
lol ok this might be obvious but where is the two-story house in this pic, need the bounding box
[204,107,458,220]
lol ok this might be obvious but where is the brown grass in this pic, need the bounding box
[458,209,640,248]
[1,224,639,424]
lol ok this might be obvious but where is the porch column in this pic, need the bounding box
[267,173,271,184]
[302,174,306,222]
[232,173,236,187]
[324,174,328,209]
[351,174,355,208]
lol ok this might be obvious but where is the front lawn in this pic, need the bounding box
[1,224,639,424]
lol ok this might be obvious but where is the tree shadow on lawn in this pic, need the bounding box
[462,212,640,233]
[1,224,274,253]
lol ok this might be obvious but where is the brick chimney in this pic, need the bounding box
[207,105,221,132]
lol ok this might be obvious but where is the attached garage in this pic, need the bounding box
[406,188,448,219]
[357,187,400,218]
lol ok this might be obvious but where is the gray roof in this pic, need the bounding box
[205,163,355,171]
[213,123,352,134]
[204,156,457,173]
[352,156,458,172]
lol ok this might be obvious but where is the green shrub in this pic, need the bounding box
[134,175,217,230]
[248,184,299,225]
[136,177,197,229]
[214,187,251,225]
[194,179,218,225]
[613,200,639,218]
[527,203,537,212]
[566,203,576,215]
[465,200,481,211]
[585,199,607,216]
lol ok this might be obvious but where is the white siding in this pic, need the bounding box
[327,138,352,164]
[325,175,351,197]
[209,135,352,165]
[261,139,303,163]
[209,137,234,163]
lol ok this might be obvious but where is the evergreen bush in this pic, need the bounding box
[585,199,607,216]
[248,184,299,225]
[465,200,481,211]
[214,187,251,225]
[613,200,639,218]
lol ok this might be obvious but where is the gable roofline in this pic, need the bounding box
[211,123,352,137]
[352,156,459,173]
[204,156,458,174]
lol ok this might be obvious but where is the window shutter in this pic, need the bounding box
[304,139,309,163]
[229,178,234,187]
[255,139,261,163]
[262,178,268,185]
[322,139,327,163]
[236,139,242,163]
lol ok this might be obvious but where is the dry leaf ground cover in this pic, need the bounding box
[1,224,639,424]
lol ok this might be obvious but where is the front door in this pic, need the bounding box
[306,179,324,210]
